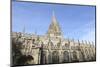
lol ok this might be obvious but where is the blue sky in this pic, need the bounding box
[12,1,96,43]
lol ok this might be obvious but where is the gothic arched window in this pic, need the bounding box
[85,49,90,60]
[63,51,69,63]
[72,51,78,62]
[48,53,52,64]
[79,51,84,61]
[42,51,47,64]
[52,51,59,64]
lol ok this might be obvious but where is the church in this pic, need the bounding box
[12,12,96,65]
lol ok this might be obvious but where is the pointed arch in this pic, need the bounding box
[63,51,69,63]
[48,52,52,64]
[72,51,78,62]
[52,51,59,63]
[42,51,47,64]
[78,51,84,61]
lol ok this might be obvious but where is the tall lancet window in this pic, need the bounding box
[63,51,69,63]
[72,51,78,62]
[42,51,47,64]
[52,51,59,63]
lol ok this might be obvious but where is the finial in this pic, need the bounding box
[72,38,74,42]
[67,37,69,41]
[53,10,55,17]
[78,39,80,43]
[81,40,84,44]
[35,29,37,35]
[52,10,57,23]
[92,41,94,45]
[78,39,80,45]
[88,41,91,44]
[85,40,87,44]
[82,40,83,43]
[23,25,25,33]
[37,35,40,41]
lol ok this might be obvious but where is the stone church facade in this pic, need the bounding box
[12,12,96,65]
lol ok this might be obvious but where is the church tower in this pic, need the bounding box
[47,11,62,38]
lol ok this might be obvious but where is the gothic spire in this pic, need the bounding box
[52,10,57,24]
[47,11,62,38]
